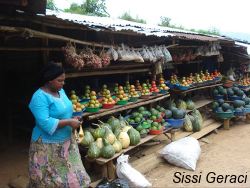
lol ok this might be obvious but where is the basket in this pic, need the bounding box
[72,111,83,117]
[244,107,250,113]
[129,97,139,102]
[102,103,115,109]
[86,107,100,113]
[238,85,249,90]
[160,90,168,94]
[165,118,184,128]
[234,110,246,116]
[80,98,90,103]
[176,85,190,91]
[117,100,128,105]
[214,95,224,100]
[228,96,242,101]
[149,128,163,135]
[151,92,159,96]
[166,81,176,89]
[215,111,234,119]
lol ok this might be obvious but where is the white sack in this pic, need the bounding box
[116,154,152,188]
[159,137,201,171]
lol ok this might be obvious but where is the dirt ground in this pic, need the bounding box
[146,120,250,188]
[1,121,250,188]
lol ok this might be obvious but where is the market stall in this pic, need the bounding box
[1,6,250,185]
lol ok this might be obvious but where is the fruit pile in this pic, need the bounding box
[86,91,101,108]
[135,80,142,91]
[129,85,140,98]
[124,81,131,94]
[141,83,151,96]
[158,77,169,91]
[102,89,116,105]
[70,91,85,112]
[116,86,129,101]
[150,80,159,93]
[82,85,91,99]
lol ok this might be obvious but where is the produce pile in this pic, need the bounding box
[69,77,170,113]
[212,85,250,117]
[76,116,141,159]
[62,43,173,70]
[169,70,222,90]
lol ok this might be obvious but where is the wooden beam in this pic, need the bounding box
[66,68,151,78]
[186,99,213,113]
[0,25,112,48]
[83,94,170,120]
[0,47,62,51]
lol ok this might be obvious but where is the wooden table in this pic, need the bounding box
[90,127,174,180]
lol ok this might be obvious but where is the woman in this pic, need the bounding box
[28,63,91,188]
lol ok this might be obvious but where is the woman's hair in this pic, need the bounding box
[38,62,65,87]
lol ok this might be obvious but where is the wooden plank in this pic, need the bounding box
[0,25,112,48]
[0,47,62,51]
[187,99,213,113]
[172,83,223,94]
[190,122,222,140]
[66,68,151,78]
[174,118,215,140]
[83,94,170,120]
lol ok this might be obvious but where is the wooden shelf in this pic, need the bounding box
[172,83,223,94]
[187,99,213,113]
[94,127,173,165]
[65,62,152,78]
[83,94,170,120]
[172,60,202,65]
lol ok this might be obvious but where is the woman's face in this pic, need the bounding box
[48,73,65,91]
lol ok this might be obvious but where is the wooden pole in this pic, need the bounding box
[223,119,230,130]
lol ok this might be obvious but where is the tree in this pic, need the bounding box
[159,16,171,27]
[119,12,146,24]
[65,0,110,17]
[46,0,58,10]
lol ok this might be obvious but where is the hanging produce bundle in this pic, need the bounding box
[80,48,102,69]
[100,50,111,67]
[62,43,85,70]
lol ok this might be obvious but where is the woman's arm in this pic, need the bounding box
[58,118,82,129]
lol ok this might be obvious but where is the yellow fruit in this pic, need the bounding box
[71,94,77,100]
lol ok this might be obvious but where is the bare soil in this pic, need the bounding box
[145,121,250,188]
[1,121,250,188]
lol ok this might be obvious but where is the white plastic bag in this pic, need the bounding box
[159,137,201,171]
[116,154,152,188]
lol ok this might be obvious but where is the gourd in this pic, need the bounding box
[122,125,132,133]
[112,139,122,153]
[192,115,201,132]
[98,120,112,130]
[92,123,105,139]
[101,139,115,159]
[87,142,101,159]
[95,138,103,149]
[103,126,116,144]
[186,100,195,110]
[117,131,130,149]
[107,116,121,132]
[127,128,140,146]
[183,115,193,132]
[80,130,94,146]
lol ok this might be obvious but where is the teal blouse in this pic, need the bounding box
[29,88,73,143]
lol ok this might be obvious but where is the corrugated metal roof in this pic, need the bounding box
[236,42,250,55]
[44,10,224,42]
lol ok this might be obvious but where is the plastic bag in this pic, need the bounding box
[159,137,201,171]
[116,154,152,188]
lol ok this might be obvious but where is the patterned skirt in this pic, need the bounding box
[28,135,91,188]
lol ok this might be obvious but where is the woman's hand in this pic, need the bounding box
[70,119,82,129]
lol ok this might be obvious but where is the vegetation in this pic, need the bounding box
[65,0,110,17]
[158,16,220,36]
[46,0,58,10]
[119,12,146,24]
